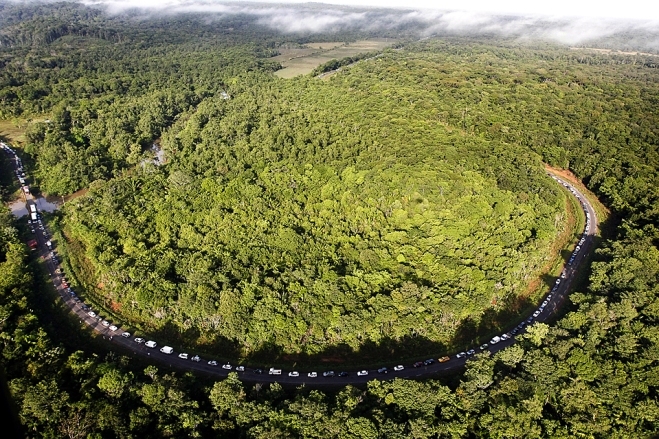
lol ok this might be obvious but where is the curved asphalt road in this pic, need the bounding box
[4,143,597,386]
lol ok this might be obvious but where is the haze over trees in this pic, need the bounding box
[0,1,658,438]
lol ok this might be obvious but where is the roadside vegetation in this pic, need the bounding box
[0,2,658,437]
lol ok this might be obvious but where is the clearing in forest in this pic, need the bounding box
[274,39,395,78]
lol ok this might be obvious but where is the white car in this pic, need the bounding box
[101,320,110,327]
[555,279,561,285]
[288,371,299,377]
[533,310,541,317]
[235,366,245,372]
[222,364,232,370]
[88,311,97,318]
[501,333,511,340]
[178,353,188,360]
[393,365,404,371]
[357,370,368,376]
[160,346,174,354]
[490,336,501,344]
[134,337,145,344]
[191,355,201,362]
[269,368,282,375]
[308,372,317,378]
[121,332,131,338]
[109,325,118,331]
[208,361,218,366]
[145,340,157,348]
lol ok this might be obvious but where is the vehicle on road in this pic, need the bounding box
[377,367,388,374]
[145,341,157,348]
[134,338,145,344]
[269,368,282,375]
[533,310,541,317]
[208,361,218,366]
[479,344,489,350]
[394,365,404,371]
[109,325,118,331]
[88,311,96,318]
[466,349,476,356]
[178,353,189,360]
[338,372,349,377]
[101,320,110,327]
[308,372,317,378]
[413,361,424,367]
[253,369,263,374]
[288,371,299,377]
[222,364,232,370]
[191,355,200,362]
[501,333,511,340]
[323,371,335,377]
[490,336,501,344]
[236,366,245,372]
[357,370,368,376]
[121,332,130,338]
[439,356,450,363]
[160,346,174,354]
[456,352,466,359]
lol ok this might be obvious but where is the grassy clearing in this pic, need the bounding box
[274,39,395,78]
[0,120,28,145]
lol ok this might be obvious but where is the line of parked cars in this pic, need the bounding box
[5,151,590,382]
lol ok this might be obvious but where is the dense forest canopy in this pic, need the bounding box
[0,1,658,438]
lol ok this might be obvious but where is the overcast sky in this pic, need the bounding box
[234,0,657,21]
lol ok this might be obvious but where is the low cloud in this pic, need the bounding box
[33,0,658,49]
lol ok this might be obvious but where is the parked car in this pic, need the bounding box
[269,368,282,375]
[357,370,368,376]
[160,346,174,354]
[466,349,476,355]
[308,372,317,378]
[479,344,489,350]
[424,359,436,366]
[88,311,97,318]
[178,353,189,360]
[490,336,501,344]
[394,365,404,371]
[222,364,232,370]
[338,372,349,377]
[533,310,541,317]
[235,366,245,372]
[377,367,388,374]
[109,325,118,331]
[208,361,218,366]
[191,355,201,362]
[501,333,511,340]
[145,341,156,348]
[323,371,335,377]
[456,352,466,359]
[134,337,145,344]
[101,320,110,327]
[253,369,263,374]
[288,371,299,377]
[438,356,450,363]
[413,361,424,367]
[121,332,131,338]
